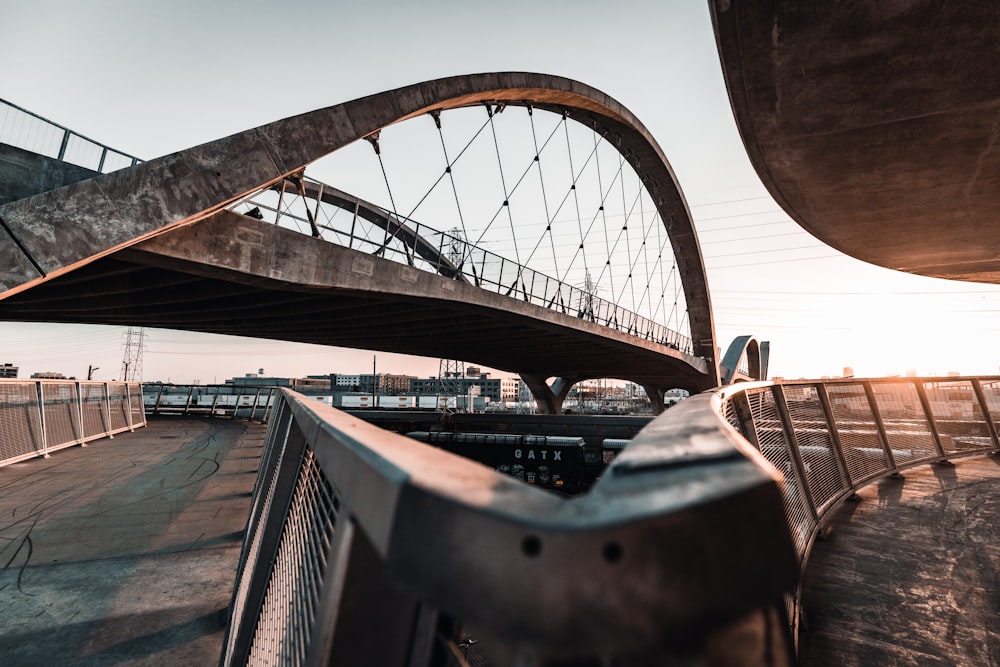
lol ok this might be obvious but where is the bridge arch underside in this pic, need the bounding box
[0,72,718,388]
[0,211,712,400]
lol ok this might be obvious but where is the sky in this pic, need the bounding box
[3,0,1000,383]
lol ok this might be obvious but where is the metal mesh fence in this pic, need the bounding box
[107,383,130,431]
[81,383,109,438]
[869,382,939,466]
[247,447,338,666]
[0,381,145,467]
[824,383,889,485]
[981,381,1000,446]
[223,407,290,665]
[130,383,145,425]
[42,382,81,451]
[745,388,815,553]
[0,98,141,173]
[921,380,992,454]
[220,378,1000,664]
[780,384,846,513]
[0,382,43,463]
[722,397,742,434]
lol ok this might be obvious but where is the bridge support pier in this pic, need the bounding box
[642,384,667,415]
[520,373,576,415]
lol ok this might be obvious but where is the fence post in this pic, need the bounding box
[211,385,221,416]
[104,382,114,439]
[815,383,853,489]
[125,382,135,431]
[77,382,88,446]
[971,378,1000,451]
[913,380,947,458]
[262,388,276,422]
[253,388,263,420]
[57,129,70,160]
[153,383,165,416]
[862,381,898,472]
[731,391,761,449]
[772,384,819,523]
[37,382,49,458]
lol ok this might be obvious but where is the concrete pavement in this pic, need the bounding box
[0,417,263,666]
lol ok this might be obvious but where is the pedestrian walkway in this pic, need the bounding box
[798,454,1000,665]
[0,417,263,666]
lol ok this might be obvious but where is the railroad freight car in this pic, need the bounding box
[406,431,588,494]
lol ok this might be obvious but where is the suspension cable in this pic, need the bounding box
[366,132,413,265]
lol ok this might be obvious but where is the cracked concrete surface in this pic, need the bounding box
[0,417,262,666]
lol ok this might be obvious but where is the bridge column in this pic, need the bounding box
[641,384,666,415]
[520,373,576,415]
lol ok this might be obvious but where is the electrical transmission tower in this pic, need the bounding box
[437,358,465,412]
[446,226,467,273]
[120,327,146,381]
[578,270,597,321]
[433,228,469,412]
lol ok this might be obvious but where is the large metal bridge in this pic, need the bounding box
[0,72,762,413]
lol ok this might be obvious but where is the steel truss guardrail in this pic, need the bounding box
[717,376,1000,649]
[143,384,277,421]
[0,379,145,467]
[231,179,694,355]
[220,388,797,666]
[0,98,142,174]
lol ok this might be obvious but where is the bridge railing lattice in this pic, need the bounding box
[0,98,142,174]
[231,180,694,354]
[0,379,145,467]
[719,376,1000,649]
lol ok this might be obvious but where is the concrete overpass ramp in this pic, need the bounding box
[711,2,1000,283]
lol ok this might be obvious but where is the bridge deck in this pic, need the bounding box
[0,417,262,667]
[798,454,1000,665]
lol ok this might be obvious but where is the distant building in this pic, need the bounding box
[227,373,292,388]
[330,373,413,394]
[31,371,67,379]
[410,371,503,403]
[382,374,416,394]
[500,377,521,403]
[0,363,17,378]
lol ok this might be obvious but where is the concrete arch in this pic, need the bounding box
[0,72,719,386]
[720,335,769,385]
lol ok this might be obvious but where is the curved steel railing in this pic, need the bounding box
[220,387,797,666]
[716,376,1000,647]
[217,374,1000,664]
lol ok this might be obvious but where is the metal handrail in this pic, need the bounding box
[219,387,797,665]
[142,383,277,421]
[715,375,1000,649]
[217,374,1000,663]
[0,98,142,174]
[0,379,145,467]
[231,178,694,355]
